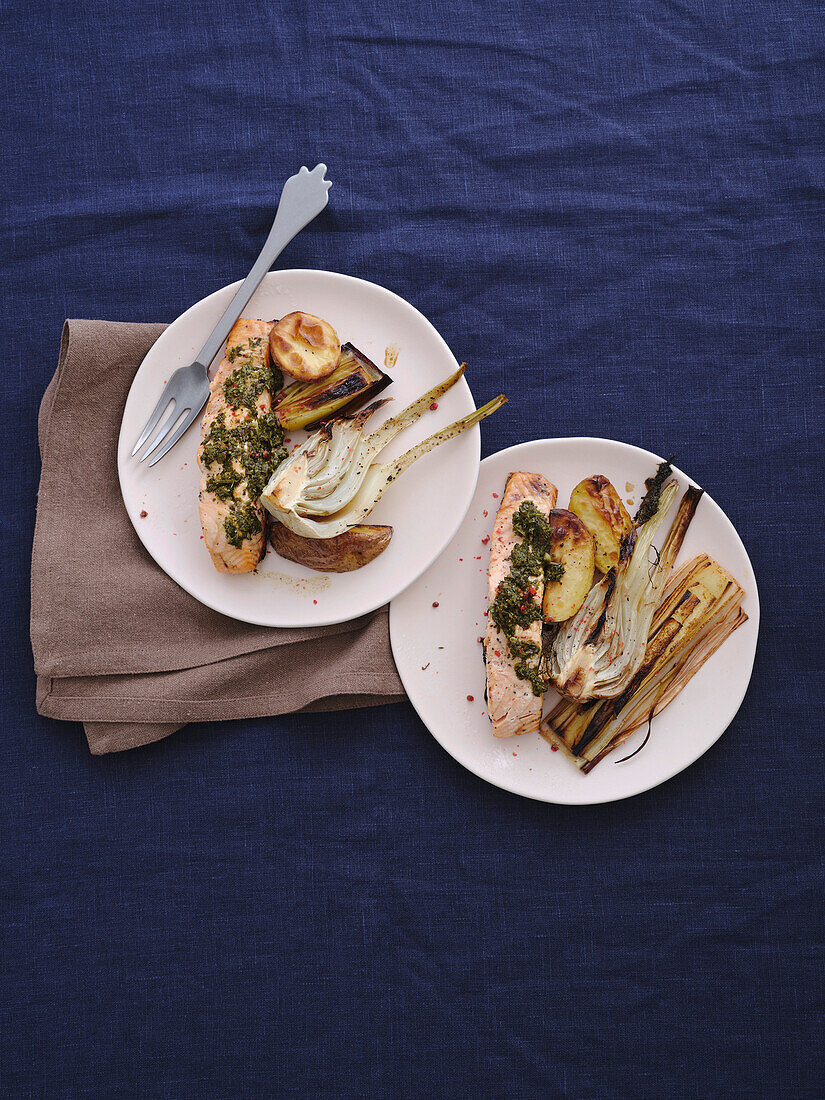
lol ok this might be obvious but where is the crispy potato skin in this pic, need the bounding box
[542,509,595,622]
[568,476,633,573]
[269,311,341,381]
[269,522,392,572]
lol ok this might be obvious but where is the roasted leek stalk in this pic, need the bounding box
[540,553,747,772]
[273,343,391,431]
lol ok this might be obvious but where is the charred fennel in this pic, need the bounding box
[635,454,675,525]
[261,365,506,538]
[548,481,703,701]
[541,553,747,771]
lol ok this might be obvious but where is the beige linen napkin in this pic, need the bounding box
[31,320,405,754]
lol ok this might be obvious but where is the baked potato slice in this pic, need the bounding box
[269,522,392,572]
[542,509,595,623]
[269,311,341,381]
[568,476,633,573]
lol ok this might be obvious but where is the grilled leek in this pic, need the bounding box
[541,554,747,771]
[273,343,392,431]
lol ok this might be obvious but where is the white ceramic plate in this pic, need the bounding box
[389,438,759,805]
[118,270,481,627]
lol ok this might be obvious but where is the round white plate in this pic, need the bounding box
[118,270,481,627]
[389,438,759,805]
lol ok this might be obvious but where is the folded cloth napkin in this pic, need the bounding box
[31,320,406,754]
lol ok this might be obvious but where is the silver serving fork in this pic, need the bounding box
[132,164,332,466]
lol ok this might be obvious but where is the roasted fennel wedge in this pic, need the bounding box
[547,478,703,701]
[261,365,506,539]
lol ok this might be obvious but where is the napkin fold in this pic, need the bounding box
[31,320,405,753]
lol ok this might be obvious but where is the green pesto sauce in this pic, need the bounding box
[489,501,565,696]
[223,503,262,549]
[226,335,263,362]
[223,340,283,414]
[202,338,288,548]
[203,412,288,508]
[223,360,276,413]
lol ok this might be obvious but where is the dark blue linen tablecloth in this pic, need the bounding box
[3,1,824,1096]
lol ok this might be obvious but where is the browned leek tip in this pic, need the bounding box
[477,393,507,418]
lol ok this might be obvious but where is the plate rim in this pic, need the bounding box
[117,268,482,628]
[389,435,761,805]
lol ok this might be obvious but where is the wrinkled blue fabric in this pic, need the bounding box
[3,0,824,1096]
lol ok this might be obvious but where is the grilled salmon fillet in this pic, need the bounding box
[484,471,558,737]
[197,476,267,573]
[197,318,282,573]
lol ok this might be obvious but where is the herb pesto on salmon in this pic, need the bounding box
[484,471,558,737]
[197,318,287,572]
[489,501,564,694]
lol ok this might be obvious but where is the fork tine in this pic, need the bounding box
[146,404,203,467]
[138,402,185,461]
[131,390,176,456]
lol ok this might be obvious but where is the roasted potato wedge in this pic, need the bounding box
[542,509,595,622]
[269,522,392,572]
[269,311,341,381]
[568,476,633,573]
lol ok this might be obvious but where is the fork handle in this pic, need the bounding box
[196,164,332,368]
